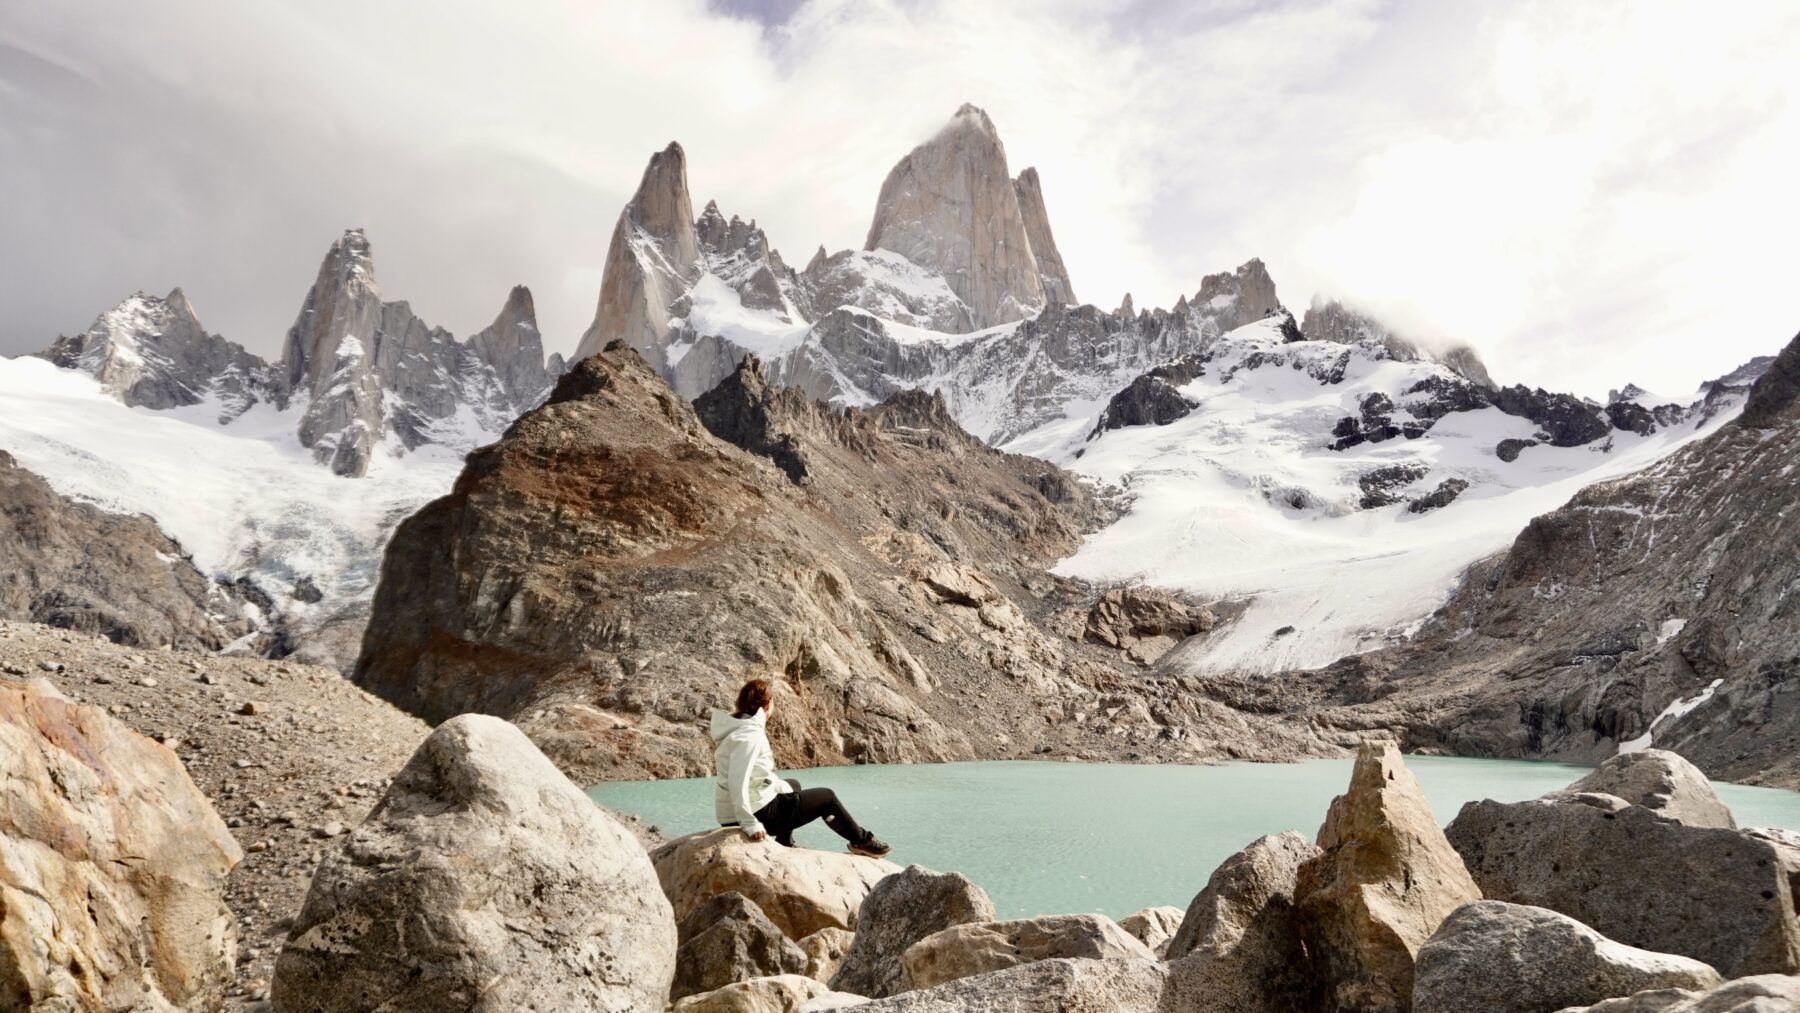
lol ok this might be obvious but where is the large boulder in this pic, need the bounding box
[1555,974,1800,1013]
[1293,740,1481,1013]
[271,714,676,1013]
[1561,750,1735,828]
[829,866,996,999]
[0,678,241,1012]
[816,957,1168,1012]
[1446,795,1800,977]
[900,914,1155,990]
[673,973,842,1013]
[1162,830,1318,1010]
[653,829,901,940]
[675,891,808,1000]
[1117,905,1185,958]
[1413,901,1722,1013]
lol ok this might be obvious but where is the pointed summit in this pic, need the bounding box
[864,104,1048,329]
[284,228,388,476]
[575,142,702,365]
[469,285,552,405]
[1012,167,1076,307]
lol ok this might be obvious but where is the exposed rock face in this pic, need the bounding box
[270,714,676,1013]
[466,284,556,409]
[576,142,702,366]
[1193,258,1283,333]
[798,927,856,983]
[830,866,997,999]
[1739,328,1800,428]
[283,228,388,475]
[1557,974,1800,1013]
[39,288,284,419]
[354,345,1138,784]
[1562,749,1735,828]
[1012,166,1076,308]
[824,957,1168,1013]
[674,974,843,1013]
[900,914,1155,991]
[1083,586,1215,665]
[1116,906,1184,958]
[1294,740,1481,1013]
[0,450,250,649]
[0,677,241,1012]
[1445,794,1800,977]
[1301,299,1495,387]
[1163,830,1318,1012]
[864,104,1048,330]
[1412,901,1722,1013]
[651,830,900,941]
[1254,330,1800,786]
[674,892,809,1001]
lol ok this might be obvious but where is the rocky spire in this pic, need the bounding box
[864,104,1047,330]
[575,142,701,366]
[468,285,552,406]
[1115,293,1135,318]
[1193,259,1283,334]
[1012,166,1076,307]
[283,228,388,476]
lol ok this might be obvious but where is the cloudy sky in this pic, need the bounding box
[2,0,1795,397]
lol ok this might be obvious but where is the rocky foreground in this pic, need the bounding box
[6,640,1799,1011]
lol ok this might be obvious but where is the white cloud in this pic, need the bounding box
[0,0,1794,398]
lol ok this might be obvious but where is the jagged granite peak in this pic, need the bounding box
[1192,258,1284,334]
[575,141,702,365]
[468,284,554,408]
[864,103,1048,329]
[805,244,830,273]
[1013,166,1077,307]
[284,227,388,476]
[1301,298,1496,387]
[39,288,284,420]
[1116,293,1135,317]
[1740,328,1800,429]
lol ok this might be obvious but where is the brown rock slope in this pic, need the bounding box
[1217,328,1800,786]
[355,343,1189,782]
[0,449,249,649]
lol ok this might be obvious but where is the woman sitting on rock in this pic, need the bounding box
[712,678,891,857]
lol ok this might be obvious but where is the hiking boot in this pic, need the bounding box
[848,834,891,858]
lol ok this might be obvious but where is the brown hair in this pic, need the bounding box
[733,679,773,719]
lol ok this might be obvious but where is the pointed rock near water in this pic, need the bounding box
[1293,740,1482,1013]
[576,141,702,365]
[1413,901,1721,1013]
[1162,830,1318,1010]
[270,714,676,1013]
[864,104,1048,329]
[652,829,901,941]
[1012,166,1076,307]
[0,677,242,1011]
[830,866,998,999]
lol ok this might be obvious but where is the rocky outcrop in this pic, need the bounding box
[1083,586,1215,665]
[40,288,285,419]
[1445,793,1800,977]
[798,927,856,983]
[1163,830,1317,1011]
[830,866,996,999]
[1562,749,1735,828]
[1012,166,1076,307]
[1412,901,1721,1013]
[0,450,251,649]
[1557,974,1800,1013]
[1116,906,1184,958]
[1739,328,1800,429]
[0,677,241,1012]
[354,344,1135,784]
[823,957,1168,1013]
[674,974,848,1013]
[466,283,555,409]
[652,830,900,941]
[674,892,809,1001]
[864,104,1048,329]
[1192,258,1283,334]
[1294,740,1481,1012]
[900,914,1154,991]
[577,142,703,366]
[270,714,676,1013]
[1300,299,1495,387]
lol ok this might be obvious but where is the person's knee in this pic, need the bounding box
[817,788,839,805]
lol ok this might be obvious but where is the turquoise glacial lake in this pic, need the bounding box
[590,757,1800,921]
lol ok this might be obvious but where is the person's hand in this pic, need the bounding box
[748,830,767,842]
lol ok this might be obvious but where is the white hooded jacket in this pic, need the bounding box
[711,708,793,838]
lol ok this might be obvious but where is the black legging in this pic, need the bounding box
[754,778,869,847]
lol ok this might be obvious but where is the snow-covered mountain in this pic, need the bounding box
[559,102,1770,677]
[4,230,562,666]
